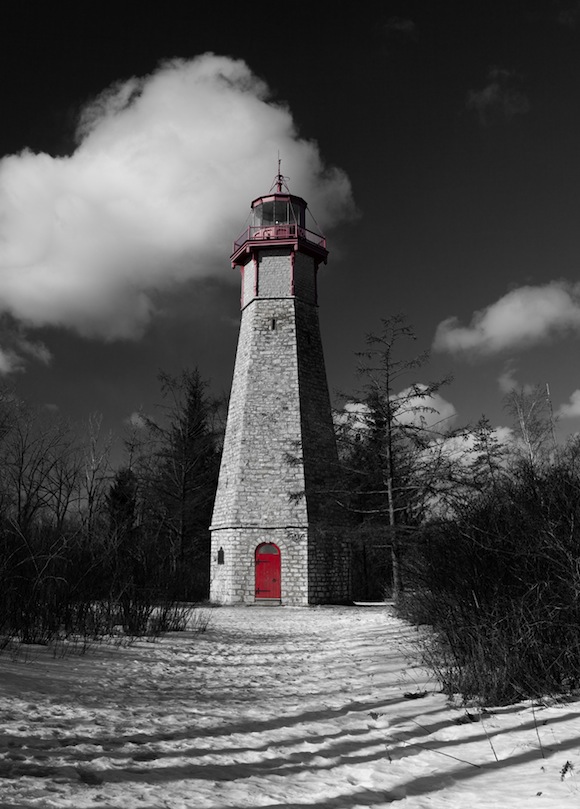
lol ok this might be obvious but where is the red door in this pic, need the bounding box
[255,543,281,599]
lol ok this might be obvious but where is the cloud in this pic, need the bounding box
[339,401,369,432]
[425,424,514,464]
[557,390,580,419]
[466,67,530,125]
[384,17,417,38]
[434,281,580,356]
[0,349,20,376]
[557,2,580,27]
[494,425,515,444]
[394,385,457,431]
[497,362,536,395]
[498,364,519,394]
[0,315,52,375]
[126,411,147,429]
[339,386,457,434]
[0,54,355,343]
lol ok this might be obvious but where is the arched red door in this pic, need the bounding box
[255,543,281,599]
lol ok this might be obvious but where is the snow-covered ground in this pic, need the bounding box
[0,605,579,808]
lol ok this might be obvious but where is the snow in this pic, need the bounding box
[0,605,579,808]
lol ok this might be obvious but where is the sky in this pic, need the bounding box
[2,1,580,453]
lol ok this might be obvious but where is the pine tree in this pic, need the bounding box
[131,369,222,600]
[340,315,453,601]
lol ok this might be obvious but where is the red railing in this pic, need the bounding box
[233,224,326,254]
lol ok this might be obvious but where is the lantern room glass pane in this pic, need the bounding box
[253,200,307,227]
[254,201,275,225]
[289,201,305,228]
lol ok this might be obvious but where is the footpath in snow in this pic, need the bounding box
[0,605,579,808]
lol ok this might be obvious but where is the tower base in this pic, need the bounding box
[210,526,350,606]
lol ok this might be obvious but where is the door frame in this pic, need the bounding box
[255,542,281,601]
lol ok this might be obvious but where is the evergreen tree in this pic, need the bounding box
[107,467,137,538]
[131,369,222,600]
[339,315,454,601]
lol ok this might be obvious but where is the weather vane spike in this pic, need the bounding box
[270,153,290,193]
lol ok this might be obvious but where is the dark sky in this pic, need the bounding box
[2,1,580,453]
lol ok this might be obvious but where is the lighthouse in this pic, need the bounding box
[209,171,349,606]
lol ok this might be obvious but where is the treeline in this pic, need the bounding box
[4,313,580,704]
[336,315,580,704]
[404,454,580,704]
[0,369,221,646]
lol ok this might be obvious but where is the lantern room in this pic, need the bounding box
[251,194,306,230]
[231,175,328,266]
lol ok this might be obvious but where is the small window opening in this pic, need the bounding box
[270,318,276,331]
[217,547,225,565]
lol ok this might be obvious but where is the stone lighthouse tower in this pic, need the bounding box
[210,171,349,606]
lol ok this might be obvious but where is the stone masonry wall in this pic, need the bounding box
[294,298,351,603]
[240,249,315,308]
[210,528,309,606]
[257,250,292,298]
[293,252,317,304]
[241,259,257,308]
[295,299,340,524]
[307,527,351,604]
[210,245,350,605]
[210,296,308,530]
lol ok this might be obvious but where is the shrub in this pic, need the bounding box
[401,462,580,704]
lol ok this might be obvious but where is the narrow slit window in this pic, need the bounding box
[270,318,276,330]
[217,547,225,565]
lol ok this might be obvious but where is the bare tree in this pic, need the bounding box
[79,412,112,537]
[0,405,80,534]
[503,383,556,471]
[339,315,454,601]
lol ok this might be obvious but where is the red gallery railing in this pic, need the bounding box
[233,224,327,254]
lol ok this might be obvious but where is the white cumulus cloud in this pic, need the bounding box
[394,385,457,431]
[0,315,52,374]
[497,363,538,395]
[557,390,580,419]
[339,386,457,434]
[434,281,580,356]
[0,53,355,365]
[423,424,514,467]
[466,67,530,125]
